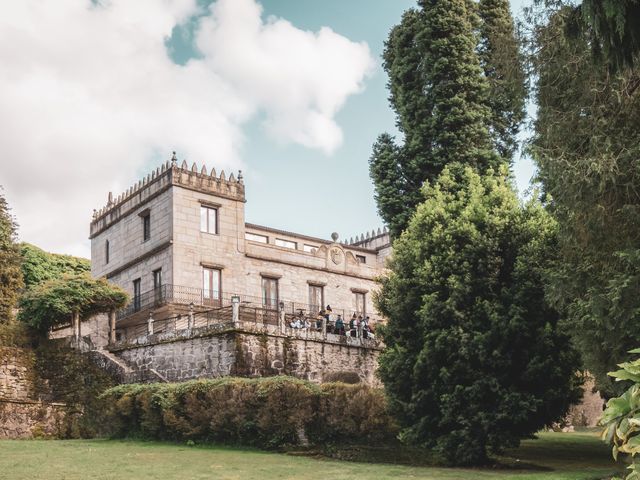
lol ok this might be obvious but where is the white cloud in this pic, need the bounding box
[0,0,374,257]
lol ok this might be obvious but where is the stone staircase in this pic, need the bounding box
[87,348,169,384]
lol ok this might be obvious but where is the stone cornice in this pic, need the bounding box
[245,252,377,281]
[105,241,172,279]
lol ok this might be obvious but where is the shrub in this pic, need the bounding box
[601,348,640,479]
[99,377,396,449]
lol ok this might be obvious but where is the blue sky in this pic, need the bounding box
[168,0,535,243]
[0,0,534,256]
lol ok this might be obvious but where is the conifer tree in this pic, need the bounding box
[377,166,581,465]
[530,4,640,397]
[478,0,527,159]
[0,190,24,322]
[370,0,524,237]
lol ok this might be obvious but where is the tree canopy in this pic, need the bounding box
[20,242,90,290]
[0,189,24,322]
[376,166,581,465]
[369,0,524,238]
[19,273,128,334]
[569,0,640,71]
[529,2,640,397]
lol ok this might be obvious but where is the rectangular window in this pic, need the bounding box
[308,284,324,315]
[153,268,162,304]
[105,240,110,264]
[142,213,151,241]
[200,206,218,234]
[245,232,268,243]
[202,267,221,305]
[303,244,318,253]
[153,268,162,288]
[354,292,366,316]
[133,278,141,311]
[275,238,297,249]
[262,277,279,309]
[356,255,366,264]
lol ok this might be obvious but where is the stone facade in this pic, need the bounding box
[90,155,391,335]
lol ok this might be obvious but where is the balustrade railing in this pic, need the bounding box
[117,284,380,326]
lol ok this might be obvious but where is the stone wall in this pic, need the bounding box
[567,375,605,428]
[0,347,34,400]
[0,399,65,439]
[0,346,66,438]
[111,327,381,386]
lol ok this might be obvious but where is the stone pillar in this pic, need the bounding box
[279,301,285,334]
[231,295,240,325]
[108,309,116,345]
[147,311,154,336]
[188,303,195,330]
[72,311,81,343]
[321,317,327,340]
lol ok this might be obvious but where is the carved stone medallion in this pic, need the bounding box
[330,247,343,265]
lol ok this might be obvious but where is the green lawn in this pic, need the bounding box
[0,432,624,480]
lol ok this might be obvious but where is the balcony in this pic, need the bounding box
[114,284,382,347]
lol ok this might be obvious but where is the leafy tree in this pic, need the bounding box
[20,242,90,290]
[376,165,581,465]
[370,0,524,237]
[0,189,24,322]
[19,273,128,334]
[529,3,640,397]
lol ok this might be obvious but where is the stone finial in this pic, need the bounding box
[237,170,243,183]
[331,232,339,242]
[383,226,388,233]
[229,172,235,182]
[181,160,188,170]
[377,227,382,235]
[161,163,166,173]
[210,167,216,178]
[201,165,207,175]
[171,151,177,166]
[92,209,97,219]
[107,191,114,207]
[191,162,197,173]
[366,231,370,239]
[219,170,226,181]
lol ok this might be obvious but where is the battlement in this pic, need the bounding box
[90,153,244,238]
[348,226,389,250]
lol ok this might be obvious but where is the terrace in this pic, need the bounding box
[111,284,383,349]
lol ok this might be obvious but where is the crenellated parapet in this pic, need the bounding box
[348,226,389,249]
[90,152,244,238]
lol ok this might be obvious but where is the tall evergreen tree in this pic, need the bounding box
[370,0,524,237]
[570,0,640,71]
[377,166,581,465]
[0,189,24,322]
[478,0,527,159]
[529,4,640,396]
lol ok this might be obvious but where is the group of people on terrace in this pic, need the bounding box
[288,305,375,339]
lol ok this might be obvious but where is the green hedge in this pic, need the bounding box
[100,377,397,448]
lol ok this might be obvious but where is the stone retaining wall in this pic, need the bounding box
[0,399,65,438]
[0,347,34,401]
[111,328,381,385]
[0,346,67,438]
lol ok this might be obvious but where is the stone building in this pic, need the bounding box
[80,154,390,385]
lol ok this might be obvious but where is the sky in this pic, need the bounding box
[0,0,533,258]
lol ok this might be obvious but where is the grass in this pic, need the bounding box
[0,431,625,480]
